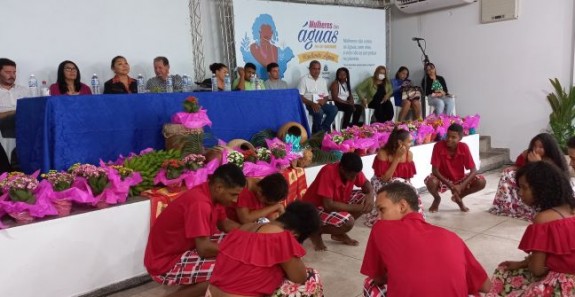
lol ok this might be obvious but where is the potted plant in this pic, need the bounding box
[546,78,575,152]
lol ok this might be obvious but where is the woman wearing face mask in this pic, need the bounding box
[355,66,393,123]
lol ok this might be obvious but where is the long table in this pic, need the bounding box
[16,89,310,173]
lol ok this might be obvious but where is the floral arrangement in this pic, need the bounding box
[256,147,271,162]
[226,150,245,168]
[242,150,258,163]
[321,114,481,153]
[68,163,109,196]
[1,172,39,204]
[160,159,186,180]
[182,153,206,171]
[41,170,74,192]
[171,96,212,129]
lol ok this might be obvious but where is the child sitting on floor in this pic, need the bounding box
[207,201,323,297]
[361,182,491,296]
[227,173,289,224]
[487,161,575,296]
[425,123,486,212]
[303,152,375,251]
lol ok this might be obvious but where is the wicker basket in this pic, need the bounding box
[163,123,204,152]
[277,122,308,144]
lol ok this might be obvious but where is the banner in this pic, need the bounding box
[233,0,387,90]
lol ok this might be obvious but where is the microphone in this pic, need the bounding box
[412,37,425,41]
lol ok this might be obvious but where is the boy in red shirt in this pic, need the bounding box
[361,182,491,296]
[144,164,245,297]
[303,152,374,251]
[425,123,486,212]
[227,172,289,224]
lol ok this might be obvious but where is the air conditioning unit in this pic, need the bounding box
[395,0,475,14]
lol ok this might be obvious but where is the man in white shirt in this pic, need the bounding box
[297,60,337,133]
[0,58,29,164]
[264,62,288,90]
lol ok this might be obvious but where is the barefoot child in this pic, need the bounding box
[228,173,289,224]
[144,164,245,297]
[425,123,486,212]
[303,152,374,251]
[361,182,491,296]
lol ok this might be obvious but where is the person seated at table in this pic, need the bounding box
[303,152,374,251]
[49,60,92,95]
[361,182,491,297]
[489,133,569,221]
[103,56,137,94]
[233,62,265,91]
[422,63,454,116]
[264,62,288,90]
[330,67,364,129]
[425,123,486,213]
[144,164,245,297]
[209,63,228,91]
[208,201,324,297]
[356,66,393,123]
[488,161,575,296]
[0,58,28,164]
[298,60,338,133]
[226,173,289,224]
[392,66,422,121]
[145,56,183,93]
[365,128,424,227]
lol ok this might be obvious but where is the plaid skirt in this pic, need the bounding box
[206,267,324,297]
[363,277,387,297]
[424,173,485,194]
[317,191,365,227]
[151,233,226,286]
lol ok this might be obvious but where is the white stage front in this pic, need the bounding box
[0,135,479,297]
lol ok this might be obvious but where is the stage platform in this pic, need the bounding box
[0,135,479,297]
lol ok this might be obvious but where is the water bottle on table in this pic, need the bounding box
[254,74,261,90]
[182,74,190,92]
[40,81,50,96]
[28,74,38,97]
[91,74,100,95]
[211,73,218,91]
[137,74,145,93]
[166,75,174,93]
[224,73,231,91]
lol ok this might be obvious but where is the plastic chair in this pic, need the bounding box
[364,108,374,126]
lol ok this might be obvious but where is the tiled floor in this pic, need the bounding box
[110,169,528,297]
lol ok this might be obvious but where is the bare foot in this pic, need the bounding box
[451,196,470,212]
[428,199,441,213]
[331,234,359,246]
[310,234,327,251]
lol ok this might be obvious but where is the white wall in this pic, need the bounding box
[389,1,574,157]
[1,0,194,86]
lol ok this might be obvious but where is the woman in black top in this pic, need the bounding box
[103,56,137,94]
[421,63,455,116]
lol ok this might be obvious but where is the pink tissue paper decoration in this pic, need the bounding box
[171,109,212,129]
[182,159,220,189]
[0,171,58,219]
[243,161,278,178]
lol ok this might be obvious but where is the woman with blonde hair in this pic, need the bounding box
[355,65,393,123]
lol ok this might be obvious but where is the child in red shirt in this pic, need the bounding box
[144,164,245,297]
[361,182,491,296]
[303,152,375,251]
[208,201,324,297]
[226,173,288,224]
[425,123,486,212]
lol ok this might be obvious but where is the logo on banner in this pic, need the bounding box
[297,20,340,64]
[239,14,294,80]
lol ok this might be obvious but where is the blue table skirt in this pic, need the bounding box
[16,89,310,173]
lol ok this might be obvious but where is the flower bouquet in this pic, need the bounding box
[40,170,79,216]
[225,150,245,168]
[256,147,271,162]
[68,163,112,208]
[462,114,480,135]
[102,163,143,203]
[0,171,57,224]
[266,138,300,170]
[182,158,220,190]
[164,96,212,153]
[154,159,186,193]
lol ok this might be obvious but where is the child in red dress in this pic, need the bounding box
[144,164,245,297]
[425,123,486,212]
[226,173,288,224]
[207,201,323,297]
[487,161,575,296]
[303,152,375,251]
[361,182,491,296]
